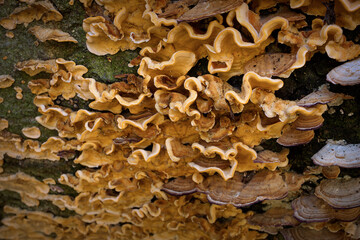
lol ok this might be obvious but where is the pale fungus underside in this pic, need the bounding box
[0,0,360,239]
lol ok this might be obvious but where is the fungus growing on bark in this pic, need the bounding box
[327,57,360,85]
[21,126,41,139]
[248,207,299,234]
[281,226,347,240]
[0,75,15,88]
[315,177,360,209]
[0,118,8,131]
[292,195,360,222]
[163,170,307,207]
[312,140,360,168]
[1,0,360,238]
[293,115,324,131]
[0,172,49,206]
[243,53,296,77]
[176,0,243,22]
[321,165,341,179]
[277,125,315,147]
[0,0,62,30]
[14,86,23,99]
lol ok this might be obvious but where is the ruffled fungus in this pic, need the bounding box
[0,75,15,88]
[0,0,63,30]
[0,172,49,206]
[1,0,360,239]
[176,0,243,22]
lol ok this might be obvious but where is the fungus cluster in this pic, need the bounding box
[0,0,360,239]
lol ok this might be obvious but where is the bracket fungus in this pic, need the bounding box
[0,0,360,239]
[163,170,307,207]
[0,75,15,88]
[292,195,360,222]
[281,226,347,240]
[0,172,50,207]
[0,0,62,30]
[21,126,41,139]
[315,177,360,209]
[327,57,360,85]
[312,140,360,168]
[248,207,299,234]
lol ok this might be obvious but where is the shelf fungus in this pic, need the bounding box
[0,75,15,88]
[163,170,308,207]
[0,172,50,207]
[315,177,360,209]
[281,226,347,240]
[21,126,41,139]
[321,165,341,179]
[277,124,315,147]
[0,0,63,30]
[248,207,299,234]
[292,195,360,222]
[312,140,360,168]
[327,57,360,85]
[1,0,360,239]
[243,53,297,77]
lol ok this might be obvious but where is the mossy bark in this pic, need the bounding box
[0,0,138,219]
[0,0,359,232]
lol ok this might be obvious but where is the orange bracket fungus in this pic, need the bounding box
[0,0,360,239]
[0,0,63,30]
[0,75,15,88]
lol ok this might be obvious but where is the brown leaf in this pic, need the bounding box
[177,0,243,22]
[244,53,296,77]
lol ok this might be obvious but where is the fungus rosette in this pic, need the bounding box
[0,0,360,239]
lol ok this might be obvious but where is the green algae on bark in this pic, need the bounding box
[0,0,138,140]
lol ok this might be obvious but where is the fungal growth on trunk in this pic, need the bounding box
[0,0,360,239]
[312,140,360,168]
[163,170,307,207]
[292,195,360,222]
[315,177,360,209]
[327,57,360,85]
